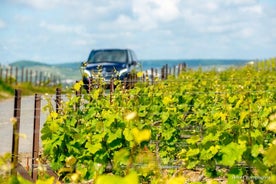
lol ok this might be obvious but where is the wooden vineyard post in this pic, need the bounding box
[15,67,18,85]
[151,68,154,85]
[26,69,29,83]
[56,88,62,113]
[178,63,181,76]
[123,77,127,91]
[10,66,13,84]
[21,67,24,83]
[161,66,165,80]
[145,70,149,85]
[30,70,33,84]
[75,81,81,110]
[110,78,114,104]
[183,62,187,72]
[75,81,81,97]
[31,94,41,181]
[39,71,43,86]
[35,71,38,86]
[0,66,2,80]
[11,89,22,176]
[5,68,8,83]
[165,64,168,80]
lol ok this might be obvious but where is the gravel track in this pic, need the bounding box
[0,95,56,154]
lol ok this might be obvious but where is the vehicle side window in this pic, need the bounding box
[87,51,95,63]
[130,50,138,66]
[131,50,138,63]
[127,50,132,64]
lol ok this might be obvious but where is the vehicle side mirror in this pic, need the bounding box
[81,61,88,67]
[132,61,137,65]
[80,61,88,75]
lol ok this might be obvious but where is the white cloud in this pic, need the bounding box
[132,0,181,30]
[0,19,6,28]
[12,0,130,21]
[39,21,87,35]
[13,0,57,9]
[1,0,275,63]
[14,14,33,24]
[224,0,257,6]
[239,27,255,38]
[12,0,77,9]
[178,0,266,36]
[204,24,234,34]
[240,4,263,15]
[205,2,219,12]
[150,0,181,22]
[113,15,139,31]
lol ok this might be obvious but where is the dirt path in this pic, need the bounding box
[0,95,53,154]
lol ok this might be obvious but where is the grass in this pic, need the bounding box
[0,79,61,101]
[0,80,14,100]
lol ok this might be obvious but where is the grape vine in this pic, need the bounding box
[40,58,276,183]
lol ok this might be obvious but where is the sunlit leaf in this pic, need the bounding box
[65,156,77,167]
[251,144,263,158]
[220,141,246,167]
[267,121,276,132]
[36,176,55,184]
[186,148,200,157]
[96,172,138,184]
[137,71,143,78]
[131,127,151,144]
[161,111,170,122]
[124,111,137,121]
[162,96,173,106]
[187,135,201,145]
[264,144,276,166]
[85,142,102,154]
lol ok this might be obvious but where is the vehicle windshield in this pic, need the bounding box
[88,50,127,63]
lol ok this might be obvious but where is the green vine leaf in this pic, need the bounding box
[220,141,246,167]
[40,58,276,182]
[186,148,200,157]
[85,142,102,154]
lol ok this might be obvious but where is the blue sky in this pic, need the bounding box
[0,0,275,64]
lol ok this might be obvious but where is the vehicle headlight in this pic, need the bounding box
[119,68,128,76]
[83,69,91,78]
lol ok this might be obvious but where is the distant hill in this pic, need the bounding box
[10,60,82,69]
[8,60,82,83]
[4,59,253,85]
[55,62,81,70]
[140,59,250,70]
[10,60,50,68]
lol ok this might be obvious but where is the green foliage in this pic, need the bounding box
[176,61,276,182]
[0,78,60,101]
[15,82,59,95]
[96,171,139,184]
[41,58,276,183]
[0,79,14,99]
[0,153,11,183]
